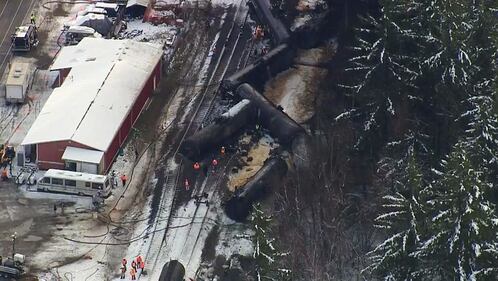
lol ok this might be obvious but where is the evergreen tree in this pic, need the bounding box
[460,95,498,177]
[251,204,291,281]
[416,142,498,280]
[365,152,426,280]
[420,0,498,89]
[337,0,431,154]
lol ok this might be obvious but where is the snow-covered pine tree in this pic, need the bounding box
[415,142,498,280]
[418,0,498,108]
[337,0,427,152]
[460,95,498,179]
[251,204,291,281]
[365,151,427,280]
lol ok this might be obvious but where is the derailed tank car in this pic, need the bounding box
[236,83,304,145]
[180,99,255,161]
[225,156,288,221]
[247,0,290,45]
[221,44,294,93]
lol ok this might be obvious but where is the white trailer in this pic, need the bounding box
[5,62,32,104]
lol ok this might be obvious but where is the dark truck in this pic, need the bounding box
[0,254,25,279]
[11,24,38,52]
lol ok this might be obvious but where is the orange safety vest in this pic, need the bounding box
[140,260,145,269]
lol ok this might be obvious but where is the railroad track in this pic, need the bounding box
[142,0,251,279]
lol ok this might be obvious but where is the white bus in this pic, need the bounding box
[37,169,111,197]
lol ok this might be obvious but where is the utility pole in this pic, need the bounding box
[11,232,17,259]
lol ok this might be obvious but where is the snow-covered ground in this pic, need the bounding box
[0,0,262,280]
[120,19,178,44]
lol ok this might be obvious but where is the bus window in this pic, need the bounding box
[41,177,51,184]
[92,182,103,190]
[85,182,91,188]
[105,179,109,187]
[65,179,76,187]
[52,178,63,185]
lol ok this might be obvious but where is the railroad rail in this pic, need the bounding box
[142,1,252,279]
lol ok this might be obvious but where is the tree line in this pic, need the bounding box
[336,0,498,280]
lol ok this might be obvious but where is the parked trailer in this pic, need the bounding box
[247,0,290,45]
[180,99,255,160]
[221,43,293,93]
[236,83,304,145]
[37,169,111,197]
[225,156,288,221]
[5,62,33,104]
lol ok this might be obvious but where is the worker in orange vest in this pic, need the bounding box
[120,174,128,186]
[184,178,190,191]
[136,255,144,272]
[211,158,218,171]
[131,259,137,271]
[193,162,200,171]
[1,168,7,181]
[120,265,126,279]
[130,266,137,280]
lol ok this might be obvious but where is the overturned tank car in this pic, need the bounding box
[236,83,304,145]
[225,156,288,221]
[180,99,255,161]
[221,44,294,93]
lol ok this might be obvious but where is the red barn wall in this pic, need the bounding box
[102,59,162,173]
[37,140,96,171]
[39,59,162,173]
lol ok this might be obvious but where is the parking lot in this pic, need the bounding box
[0,182,94,274]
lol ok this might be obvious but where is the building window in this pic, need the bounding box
[52,178,63,185]
[65,179,76,187]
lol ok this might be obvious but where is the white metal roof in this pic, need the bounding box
[42,169,107,182]
[95,2,118,9]
[22,38,163,151]
[127,0,149,7]
[14,26,30,37]
[67,25,97,34]
[77,7,107,16]
[6,62,31,85]
[62,146,104,164]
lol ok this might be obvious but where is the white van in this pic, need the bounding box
[37,169,111,197]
